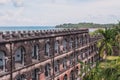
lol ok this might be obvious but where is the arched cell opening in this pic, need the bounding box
[69,53,74,66]
[69,38,73,50]
[54,60,60,73]
[16,74,26,80]
[62,39,67,52]
[0,51,6,72]
[45,63,51,77]
[54,41,59,54]
[83,35,86,45]
[63,57,67,69]
[32,44,39,60]
[45,42,50,57]
[85,35,88,44]
[32,68,40,80]
[75,37,79,48]
[75,52,79,63]
[80,35,83,46]
[63,74,68,80]
[75,67,79,78]
[70,70,75,80]
[15,47,25,68]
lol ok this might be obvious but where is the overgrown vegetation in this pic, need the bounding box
[79,22,120,80]
[80,56,120,80]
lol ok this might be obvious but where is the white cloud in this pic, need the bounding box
[0,0,10,4]
[0,0,120,26]
[32,0,120,24]
[12,0,24,7]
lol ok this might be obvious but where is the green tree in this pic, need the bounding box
[80,57,120,80]
[114,22,120,56]
[116,34,120,56]
[93,28,115,59]
[79,22,120,80]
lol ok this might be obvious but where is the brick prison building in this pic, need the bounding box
[0,28,101,80]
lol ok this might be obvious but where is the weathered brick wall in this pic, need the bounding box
[0,28,101,80]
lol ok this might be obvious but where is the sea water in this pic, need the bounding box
[0,26,56,32]
[0,26,97,32]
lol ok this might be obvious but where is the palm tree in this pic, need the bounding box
[93,28,115,59]
[114,22,120,56]
[80,22,120,80]
[114,21,120,34]
[79,26,120,80]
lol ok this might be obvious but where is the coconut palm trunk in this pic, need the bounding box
[118,37,120,56]
[115,34,120,56]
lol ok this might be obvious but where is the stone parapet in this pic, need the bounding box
[0,28,88,42]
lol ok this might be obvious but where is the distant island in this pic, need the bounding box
[55,22,116,28]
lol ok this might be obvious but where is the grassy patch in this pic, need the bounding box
[99,56,120,67]
[106,56,120,60]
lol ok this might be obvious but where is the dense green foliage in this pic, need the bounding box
[92,22,120,57]
[93,28,116,58]
[80,56,120,80]
[55,22,115,28]
[80,22,120,80]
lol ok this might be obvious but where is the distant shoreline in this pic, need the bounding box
[55,22,115,28]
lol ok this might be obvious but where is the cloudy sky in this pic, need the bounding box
[0,0,120,26]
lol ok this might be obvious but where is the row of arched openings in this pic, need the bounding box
[0,44,40,71]
[63,68,79,80]
[0,34,88,72]
[15,68,39,80]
